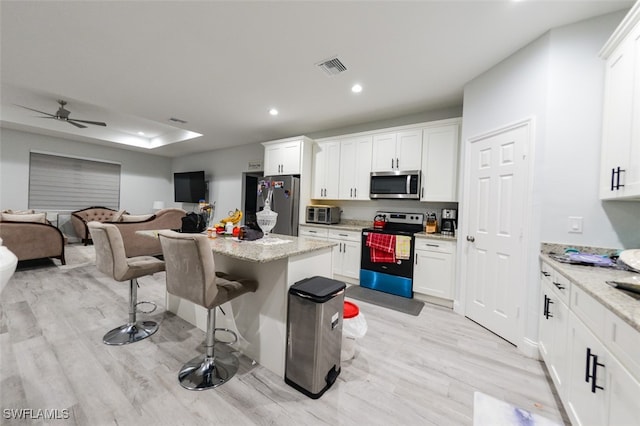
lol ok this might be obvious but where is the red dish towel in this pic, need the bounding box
[366,233,396,263]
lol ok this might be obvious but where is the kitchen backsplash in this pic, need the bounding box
[311,199,458,222]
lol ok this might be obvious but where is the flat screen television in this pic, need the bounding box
[174,171,206,203]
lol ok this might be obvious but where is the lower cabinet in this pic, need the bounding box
[299,226,361,282]
[540,260,640,426]
[328,229,361,280]
[413,238,455,300]
[538,275,570,400]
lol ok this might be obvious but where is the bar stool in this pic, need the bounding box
[88,221,165,345]
[158,230,258,390]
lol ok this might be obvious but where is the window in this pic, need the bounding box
[29,152,121,210]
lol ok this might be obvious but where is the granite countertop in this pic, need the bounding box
[539,251,640,332]
[415,232,457,242]
[300,220,369,232]
[302,221,457,241]
[207,233,337,263]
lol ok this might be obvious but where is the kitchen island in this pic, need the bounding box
[164,233,336,378]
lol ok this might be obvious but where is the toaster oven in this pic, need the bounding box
[306,205,341,225]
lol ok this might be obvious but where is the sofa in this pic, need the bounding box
[0,211,66,265]
[71,206,121,245]
[112,208,186,257]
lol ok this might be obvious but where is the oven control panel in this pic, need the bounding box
[376,211,424,225]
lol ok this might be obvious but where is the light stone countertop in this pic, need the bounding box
[206,233,337,263]
[301,221,457,242]
[539,252,640,332]
[137,230,337,263]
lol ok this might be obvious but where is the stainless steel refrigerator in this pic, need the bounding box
[257,175,300,236]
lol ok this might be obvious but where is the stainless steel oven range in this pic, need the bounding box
[360,211,424,298]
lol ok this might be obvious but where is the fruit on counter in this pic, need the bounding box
[220,209,243,225]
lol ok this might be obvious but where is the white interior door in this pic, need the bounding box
[463,121,531,345]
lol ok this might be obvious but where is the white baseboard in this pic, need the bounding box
[519,337,540,359]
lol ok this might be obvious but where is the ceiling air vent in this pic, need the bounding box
[169,117,188,124]
[316,57,347,76]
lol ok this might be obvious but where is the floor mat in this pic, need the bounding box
[345,285,423,316]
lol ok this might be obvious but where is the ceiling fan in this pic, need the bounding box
[17,99,107,129]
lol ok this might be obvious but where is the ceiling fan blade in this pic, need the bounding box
[66,120,87,129]
[15,104,56,117]
[70,119,107,127]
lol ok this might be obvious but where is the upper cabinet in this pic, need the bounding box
[420,121,461,202]
[371,129,422,172]
[339,135,373,200]
[264,139,303,176]
[599,3,640,200]
[312,140,341,199]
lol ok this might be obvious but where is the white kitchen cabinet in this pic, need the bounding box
[420,122,460,202]
[566,311,609,426]
[538,264,570,400]
[327,229,361,281]
[413,238,455,300]
[371,129,422,172]
[599,3,640,200]
[312,140,340,199]
[298,225,328,240]
[540,259,640,426]
[263,139,302,176]
[339,135,372,200]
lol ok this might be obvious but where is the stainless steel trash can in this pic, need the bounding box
[285,276,346,399]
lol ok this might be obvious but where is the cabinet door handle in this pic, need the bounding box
[616,166,625,190]
[350,188,353,198]
[396,158,399,169]
[338,233,348,237]
[425,243,439,248]
[585,348,605,393]
[543,295,553,319]
[541,271,550,277]
[354,188,357,198]
[421,187,424,198]
[611,168,616,191]
[553,282,565,290]
[391,158,394,169]
[415,253,418,265]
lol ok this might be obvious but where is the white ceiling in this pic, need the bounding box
[0,0,633,158]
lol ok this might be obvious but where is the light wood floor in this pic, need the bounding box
[0,244,568,425]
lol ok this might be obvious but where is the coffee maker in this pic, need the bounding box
[441,209,457,237]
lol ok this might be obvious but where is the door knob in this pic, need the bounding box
[466,235,475,242]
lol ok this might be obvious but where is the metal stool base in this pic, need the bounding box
[178,352,239,390]
[103,321,158,345]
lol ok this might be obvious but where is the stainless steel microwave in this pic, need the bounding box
[306,205,341,224]
[370,170,421,199]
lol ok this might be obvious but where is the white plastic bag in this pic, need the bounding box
[343,312,367,339]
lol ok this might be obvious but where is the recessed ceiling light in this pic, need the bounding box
[269,108,279,116]
[137,131,145,136]
[351,84,363,93]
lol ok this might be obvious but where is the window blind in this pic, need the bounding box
[29,152,121,210]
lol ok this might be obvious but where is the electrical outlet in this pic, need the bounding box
[568,216,583,234]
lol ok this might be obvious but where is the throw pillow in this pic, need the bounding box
[112,209,127,222]
[1,212,47,223]
[120,213,154,223]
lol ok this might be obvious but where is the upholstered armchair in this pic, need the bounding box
[0,211,66,264]
[71,206,121,245]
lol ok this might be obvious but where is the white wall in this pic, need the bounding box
[459,10,637,351]
[0,128,173,214]
[171,142,264,222]
[544,13,640,249]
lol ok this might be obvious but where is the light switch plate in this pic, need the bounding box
[568,216,583,233]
